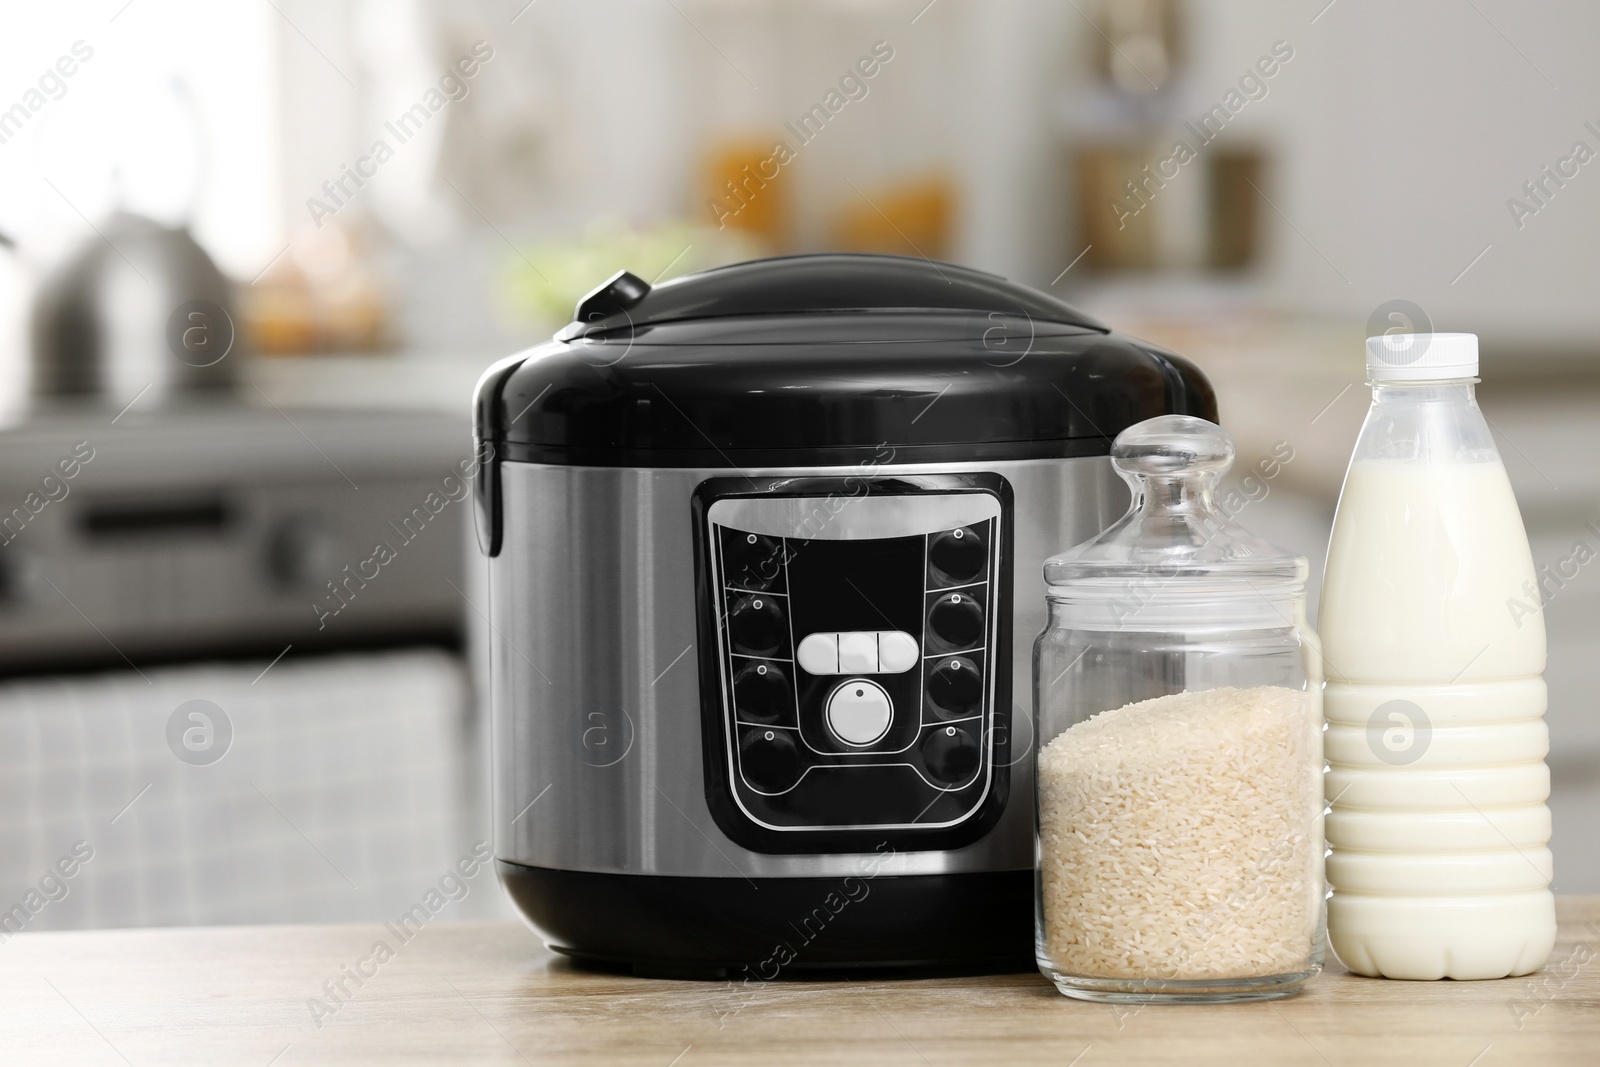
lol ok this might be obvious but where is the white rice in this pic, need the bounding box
[1037,685,1322,981]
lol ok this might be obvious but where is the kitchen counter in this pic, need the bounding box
[3,898,1597,1066]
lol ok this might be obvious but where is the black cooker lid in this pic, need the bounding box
[474,254,1215,466]
[552,252,1107,339]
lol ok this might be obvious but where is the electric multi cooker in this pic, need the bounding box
[473,253,1215,977]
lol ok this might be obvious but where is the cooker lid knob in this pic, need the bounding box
[573,270,651,327]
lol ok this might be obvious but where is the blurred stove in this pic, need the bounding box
[0,404,470,672]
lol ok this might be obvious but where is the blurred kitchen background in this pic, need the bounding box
[0,0,1596,930]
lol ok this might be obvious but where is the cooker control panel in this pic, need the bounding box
[693,474,1012,854]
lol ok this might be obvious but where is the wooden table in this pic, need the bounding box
[3,898,1596,1066]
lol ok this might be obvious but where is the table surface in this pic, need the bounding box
[3,898,1596,1066]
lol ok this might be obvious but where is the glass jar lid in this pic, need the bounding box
[1044,415,1308,631]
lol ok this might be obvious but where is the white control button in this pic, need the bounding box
[796,632,838,675]
[837,631,878,674]
[796,630,921,675]
[877,631,920,673]
[826,679,893,746]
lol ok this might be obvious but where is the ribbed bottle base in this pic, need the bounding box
[1327,891,1556,980]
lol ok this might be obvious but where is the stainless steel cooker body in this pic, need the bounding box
[475,253,1217,971]
[490,455,1126,881]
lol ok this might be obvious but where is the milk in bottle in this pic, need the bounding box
[1320,333,1555,981]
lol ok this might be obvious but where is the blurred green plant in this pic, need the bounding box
[496,218,763,328]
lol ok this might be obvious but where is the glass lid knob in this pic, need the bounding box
[1110,414,1234,482]
[1044,413,1307,612]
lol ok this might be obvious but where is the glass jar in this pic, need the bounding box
[1033,415,1324,1002]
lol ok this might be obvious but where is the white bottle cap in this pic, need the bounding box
[1365,332,1478,381]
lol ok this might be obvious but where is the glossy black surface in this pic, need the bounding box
[927,655,982,719]
[498,860,1035,977]
[921,724,981,786]
[928,525,987,585]
[727,594,789,658]
[722,532,787,593]
[739,727,803,793]
[733,662,790,723]
[926,589,985,654]
[473,253,1217,470]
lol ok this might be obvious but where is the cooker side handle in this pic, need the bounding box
[471,353,529,557]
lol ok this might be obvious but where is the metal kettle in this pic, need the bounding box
[31,212,237,408]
